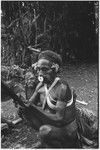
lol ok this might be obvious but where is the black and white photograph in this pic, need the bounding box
[1,1,99,148]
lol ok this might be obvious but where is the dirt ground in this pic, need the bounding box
[1,62,98,148]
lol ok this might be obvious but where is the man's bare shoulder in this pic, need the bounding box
[55,79,72,101]
[56,79,70,90]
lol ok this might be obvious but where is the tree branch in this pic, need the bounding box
[7,11,29,29]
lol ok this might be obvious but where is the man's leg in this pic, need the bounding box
[39,124,81,148]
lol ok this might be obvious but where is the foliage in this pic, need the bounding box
[1,65,25,81]
[1,64,37,102]
[1,1,98,66]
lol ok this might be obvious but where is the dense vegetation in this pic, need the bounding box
[1,1,99,67]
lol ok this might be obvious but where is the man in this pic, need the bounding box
[23,50,79,148]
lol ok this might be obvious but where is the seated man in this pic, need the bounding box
[28,50,79,148]
[19,50,80,148]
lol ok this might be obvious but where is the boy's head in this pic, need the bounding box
[34,50,62,83]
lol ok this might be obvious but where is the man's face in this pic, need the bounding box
[36,59,56,83]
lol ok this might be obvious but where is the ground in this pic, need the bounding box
[1,62,98,148]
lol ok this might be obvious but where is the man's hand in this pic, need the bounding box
[23,100,31,107]
[35,81,43,93]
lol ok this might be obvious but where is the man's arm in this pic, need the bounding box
[29,82,43,105]
[29,91,39,105]
[44,83,73,124]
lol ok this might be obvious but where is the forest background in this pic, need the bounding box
[1,1,99,67]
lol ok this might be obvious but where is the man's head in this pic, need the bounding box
[34,50,62,83]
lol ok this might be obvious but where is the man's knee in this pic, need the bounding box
[39,125,52,138]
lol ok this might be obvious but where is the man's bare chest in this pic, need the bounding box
[38,86,58,105]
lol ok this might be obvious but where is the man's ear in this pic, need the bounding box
[51,63,59,73]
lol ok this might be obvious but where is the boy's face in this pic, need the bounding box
[36,59,56,83]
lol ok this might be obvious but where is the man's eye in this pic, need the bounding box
[36,67,49,72]
[36,67,40,71]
